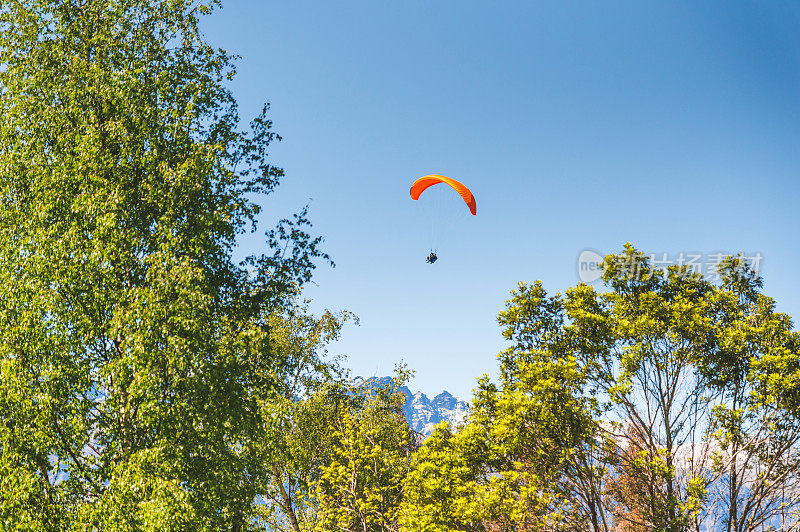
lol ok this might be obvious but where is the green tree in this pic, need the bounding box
[253,302,357,531]
[0,0,329,529]
[700,256,800,532]
[402,245,800,532]
[314,373,417,532]
[401,351,603,531]
[400,421,487,532]
[589,249,799,531]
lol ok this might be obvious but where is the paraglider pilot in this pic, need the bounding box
[426,252,438,264]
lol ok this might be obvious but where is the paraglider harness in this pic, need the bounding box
[426,251,438,264]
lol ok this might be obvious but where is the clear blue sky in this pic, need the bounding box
[203,1,800,399]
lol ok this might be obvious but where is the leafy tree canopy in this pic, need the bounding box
[402,245,800,532]
[0,0,329,529]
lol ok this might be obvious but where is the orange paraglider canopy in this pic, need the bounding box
[410,175,476,215]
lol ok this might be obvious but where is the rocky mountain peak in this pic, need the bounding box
[354,376,470,437]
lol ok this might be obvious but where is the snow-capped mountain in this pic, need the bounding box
[402,388,470,437]
[358,377,470,437]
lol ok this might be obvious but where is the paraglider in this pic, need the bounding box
[411,175,476,263]
[410,175,476,216]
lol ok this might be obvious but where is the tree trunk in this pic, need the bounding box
[273,465,301,532]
